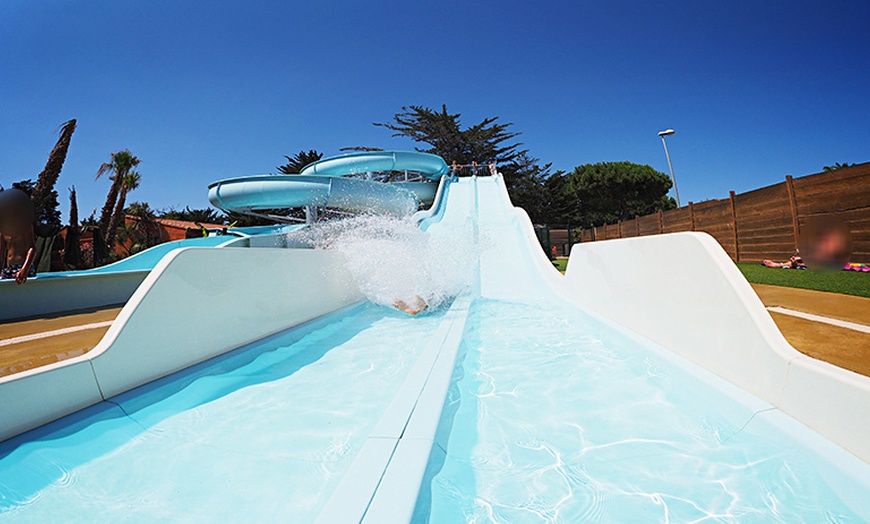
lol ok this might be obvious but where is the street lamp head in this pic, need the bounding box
[658,129,675,137]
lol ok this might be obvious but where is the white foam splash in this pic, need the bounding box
[291,215,477,311]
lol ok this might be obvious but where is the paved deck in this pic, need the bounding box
[0,306,122,377]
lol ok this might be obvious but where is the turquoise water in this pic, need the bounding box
[414,299,870,523]
[0,304,444,522]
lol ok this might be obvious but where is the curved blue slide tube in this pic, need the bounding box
[208,175,418,216]
[300,150,449,179]
[208,151,448,216]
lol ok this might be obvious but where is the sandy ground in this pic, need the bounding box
[0,306,121,376]
[751,284,870,378]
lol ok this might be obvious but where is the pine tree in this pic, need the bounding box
[375,105,521,165]
[277,150,324,174]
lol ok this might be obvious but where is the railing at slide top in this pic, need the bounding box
[447,162,499,178]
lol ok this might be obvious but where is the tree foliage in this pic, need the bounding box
[96,149,140,248]
[11,179,34,195]
[565,162,676,227]
[823,162,854,172]
[499,151,555,223]
[160,206,224,224]
[339,146,384,152]
[63,186,82,268]
[277,150,324,174]
[375,105,521,165]
[32,119,76,232]
[117,201,160,256]
[376,104,558,222]
[106,171,141,248]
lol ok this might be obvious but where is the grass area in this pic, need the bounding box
[736,262,870,298]
[551,258,568,272]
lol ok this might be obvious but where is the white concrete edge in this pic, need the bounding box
[0,246,363,443]
[315,296,472,524]
[0,270,149,323]
[2,247,193,383]
[562,232,870,464]
[481,180,870,465]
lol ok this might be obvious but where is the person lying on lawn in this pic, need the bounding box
[762,252,806,270]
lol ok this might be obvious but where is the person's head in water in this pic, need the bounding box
[0,188,37,285]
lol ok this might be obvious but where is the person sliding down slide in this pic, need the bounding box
[392,295,428,315]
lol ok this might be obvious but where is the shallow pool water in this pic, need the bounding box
[413,299,870,523]
[0,303,444,522]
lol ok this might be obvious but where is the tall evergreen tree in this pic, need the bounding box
[63,186,82,267]
[277,150,324,174]
[566,161,676,226]
[375,104,558,221]
[499,151,554,224]
[32,119,76,232]
[375,105,521,165]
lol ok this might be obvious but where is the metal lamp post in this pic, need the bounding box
[658,129,681,207]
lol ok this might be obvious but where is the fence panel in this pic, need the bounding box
[693,199,736,258]
[621,218,640,238]
[662,207,692,233]
[733,183,795,262]
[793,168,870,216]
[563,162,870,263]
[637,213,661,236]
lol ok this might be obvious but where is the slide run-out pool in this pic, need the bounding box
[1,175,868,522]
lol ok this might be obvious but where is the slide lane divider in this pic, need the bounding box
[315,295,472,524]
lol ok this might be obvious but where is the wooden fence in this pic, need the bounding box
[577,162,870,264]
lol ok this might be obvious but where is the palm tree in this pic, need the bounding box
[32,119,76,231]
[105,171,141,249]
[96,150,140,242]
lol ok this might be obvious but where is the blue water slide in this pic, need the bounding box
[208,174,418,217]
[299,150,449,179]
[208,151,448,216]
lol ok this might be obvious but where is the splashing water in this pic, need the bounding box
[290,215,477,311]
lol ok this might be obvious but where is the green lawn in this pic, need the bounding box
[736,262,870,298]
[549,257,869,298]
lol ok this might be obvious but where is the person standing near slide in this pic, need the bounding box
[0,188,37,285]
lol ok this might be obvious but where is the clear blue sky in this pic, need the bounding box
[2,0,868,220]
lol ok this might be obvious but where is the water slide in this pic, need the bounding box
[0,225,304,322]
[2,172,870,521]
[208,151,448,217]
[4,149,441,321]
